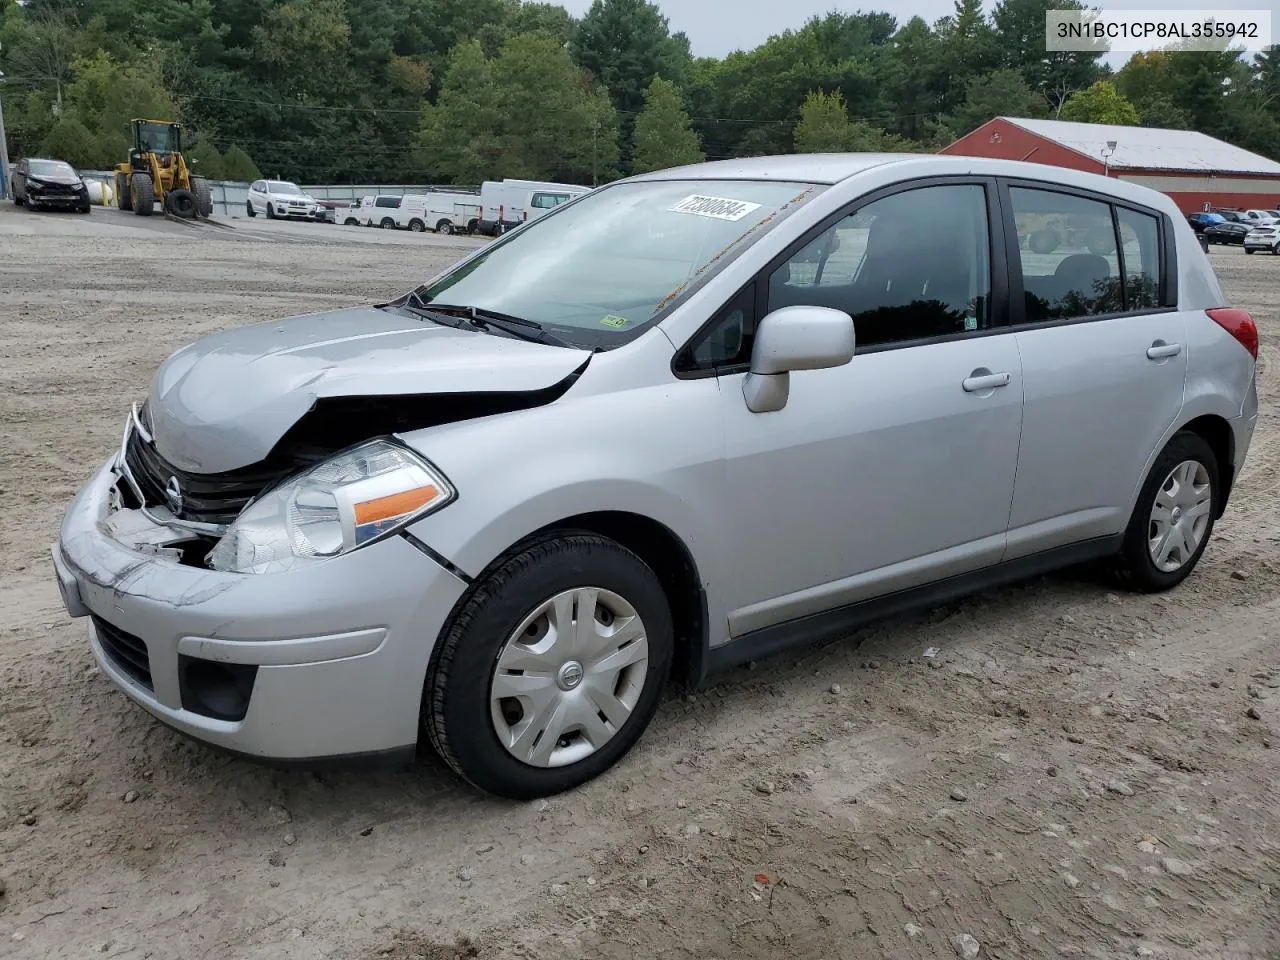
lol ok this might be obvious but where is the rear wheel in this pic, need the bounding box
[1112,432,1219,593]
[380,217,396,229]
[131,173,155,216]
[408,219,426,233]
[435,219,453,235]
[246,200,257,218]
[191,177,213,217]
[467,218,478,234]
[425,534,673,799]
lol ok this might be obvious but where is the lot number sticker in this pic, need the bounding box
[669,194,763,222]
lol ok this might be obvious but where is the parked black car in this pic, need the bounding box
[9,158,91,213]
[1204,221,1249,245]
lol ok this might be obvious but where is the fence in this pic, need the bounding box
[79,173,479,217]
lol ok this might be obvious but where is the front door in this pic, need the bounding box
[684,181,1025,638]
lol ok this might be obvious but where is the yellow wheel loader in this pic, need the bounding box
[114,119,212,219]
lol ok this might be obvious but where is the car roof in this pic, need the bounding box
[622,153,1185,219]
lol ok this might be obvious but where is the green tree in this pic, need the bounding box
[492,33,617,183]
[992,0,1106,114]
[571,0,691,164]
[187,136,226,179]
[1060,80,1140,125]
[631,77,703,173]
[949,67,1045,133]
[37,117,102,169]
[1131,93,1191,130]
[220,144,263,182]
[62,52,177,164]
[794,89,856,152]
[414,39,501,183]
[252,0,351,97]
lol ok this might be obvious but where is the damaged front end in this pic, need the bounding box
[112,358,590,571]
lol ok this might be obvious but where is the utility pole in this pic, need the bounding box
[591,117,598,187]
[0,50,9,200]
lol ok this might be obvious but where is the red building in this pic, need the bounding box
[940,116,1280,214]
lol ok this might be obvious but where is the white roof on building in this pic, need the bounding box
[1003,117,1280,176]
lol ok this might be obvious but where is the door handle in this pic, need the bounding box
[1147,341,1182,360]
[962,371,1012,393]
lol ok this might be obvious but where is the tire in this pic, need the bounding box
[164,188,199,219]
[343,217,359,226]
[435,219,453,235]
[425,533,674,799]
[12,188,23,206]
[1273,243,1280,256]
[1245,248,1255,254]
[116,173,132,210]
[191,177,213,217]
[408,219,426,233]
[1112,431,1219,593]
[131,173,155,216]
[467,218,478,235]
[266,202,276,220]
[78,205,91,214]
[246,200,257,218]
[380,217,396,229]
[497,221,507,235]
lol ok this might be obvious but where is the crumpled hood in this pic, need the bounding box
[147,305,591,473]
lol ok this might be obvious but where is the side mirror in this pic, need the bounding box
[743,306,855,413]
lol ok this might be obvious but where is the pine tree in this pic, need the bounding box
[631,77,703,174]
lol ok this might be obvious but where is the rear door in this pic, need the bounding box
[1001,181,1187,559]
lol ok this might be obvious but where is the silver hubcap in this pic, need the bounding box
[490,587,648,768]
[1148,459,1212,573]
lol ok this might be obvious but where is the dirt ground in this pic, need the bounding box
[1,203,1277,960]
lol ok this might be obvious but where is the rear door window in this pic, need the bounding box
[1009,187,1122,321]
[1008,186,1166,321]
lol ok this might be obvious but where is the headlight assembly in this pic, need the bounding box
[208,440,455,575]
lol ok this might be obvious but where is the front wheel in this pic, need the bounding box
[1112,432,1219,592]
[425,534,673,799]
[266,202,276,219]
[1245,247,1255,254]
[408,219,425,233]
[436,219,453,235]
[380,217,396,229]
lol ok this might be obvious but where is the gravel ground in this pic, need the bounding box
[1,203,1278,960]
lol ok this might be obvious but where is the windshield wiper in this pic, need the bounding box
[424,303,575,349]
[393,290,471,329]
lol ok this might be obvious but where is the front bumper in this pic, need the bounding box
[30,190,88,206]
[53,460,468,761]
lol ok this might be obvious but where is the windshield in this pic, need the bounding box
[419,179,823,346]
[30,160,76,179]
[268,181,302,195]
[138,123,177,154]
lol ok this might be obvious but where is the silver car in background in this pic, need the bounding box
[52,155,1259,799]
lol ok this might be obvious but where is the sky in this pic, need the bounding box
[558,0,1280,64]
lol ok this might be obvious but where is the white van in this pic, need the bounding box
[357,194,405,228]
[476,179,590,235]
[398,191,483,234]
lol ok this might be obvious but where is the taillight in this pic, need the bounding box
[1207,307,1259,360]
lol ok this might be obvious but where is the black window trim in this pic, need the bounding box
[671,174,1010,379]
[998,176,1178,332]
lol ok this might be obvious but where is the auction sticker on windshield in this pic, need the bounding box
[669,194,763,222]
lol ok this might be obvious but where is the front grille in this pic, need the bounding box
[93,617,153,690]
[124,427,318,526]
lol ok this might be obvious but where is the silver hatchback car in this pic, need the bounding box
[53,155,1259,799]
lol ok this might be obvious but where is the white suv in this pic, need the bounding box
[245,180,320,220]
